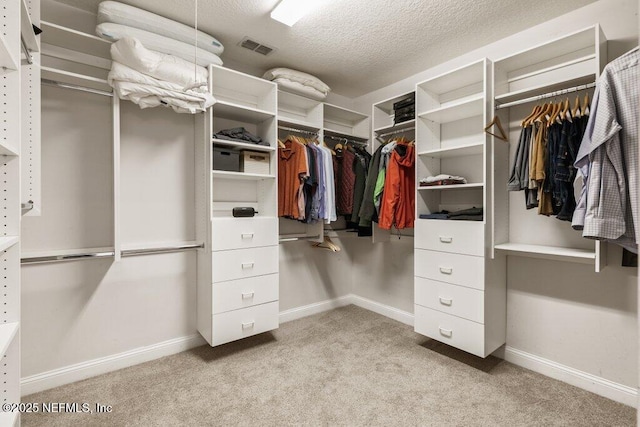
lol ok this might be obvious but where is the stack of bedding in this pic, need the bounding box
[96,1,224,66]
[108,37,215,114]
[263,68,330,100]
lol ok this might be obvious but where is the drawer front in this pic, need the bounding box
[415,305,486,357]
[212,301,279,346]
[415,277,484,323]
[211,217,278,251]
[212,246,278,283]
[415,249,484,290]
[415,221,484,256]
[213,274,279,314]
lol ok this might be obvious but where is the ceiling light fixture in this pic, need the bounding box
[270,0,323,27]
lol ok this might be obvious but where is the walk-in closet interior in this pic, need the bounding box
[2,0,638,425]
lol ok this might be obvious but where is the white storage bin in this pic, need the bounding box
[240,150,270,175]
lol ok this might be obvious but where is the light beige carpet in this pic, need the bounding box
[23,305,635,426]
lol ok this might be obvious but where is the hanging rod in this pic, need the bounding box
[41,78,114,97]
[495,82,596,110]
[376,126,416,138]
[121,243,204,257]
[21,250,115,265]
[278,125,319,136]
[323,134,368,146]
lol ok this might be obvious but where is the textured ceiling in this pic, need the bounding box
[54,0,597,97]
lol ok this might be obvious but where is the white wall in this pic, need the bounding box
[351,0,639,392]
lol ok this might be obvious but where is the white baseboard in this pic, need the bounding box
[21,334,206,396]
[350,294,414,327]
[279,295,353,323]
[503,346,638,408]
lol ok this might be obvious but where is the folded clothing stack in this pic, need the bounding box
[419,207,483,221]
[213,127,269,146]
[107,37,215,114]
[393,94,415,124]
[96,1,224,66]
[419,174,467,186]
[263,68,331,101]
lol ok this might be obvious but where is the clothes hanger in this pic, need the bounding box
[484,115,508,141]
[312,236,341,252]
[561,98,572,123]
[278,138,286,149]
[572,95,581,118]
[582,93,590,116]
[522,104,541,127]
[548,101,562,127]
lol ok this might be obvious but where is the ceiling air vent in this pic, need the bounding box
[239,37,276,56]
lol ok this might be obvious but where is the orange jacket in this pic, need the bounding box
[379,143,415,229]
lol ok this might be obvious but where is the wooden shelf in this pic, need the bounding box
[0,322,18,357]
[212,138,276,152]
[0,32,18,74]
[418,94,483,123]
[0,236,19,253]
[374,119,416,134]
[211,170,275,181]
[213,101,275,124]
[20,0,40,53]
[418,183,483,191]
[41,21,111,59]
[419,142,484,158]
[494,243,596,264]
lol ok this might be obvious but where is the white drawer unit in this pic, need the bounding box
[212,246,279,283]
[415,305,485,357]
[415,249,484,290]
[415,221,484,256]
[211,217,278,251]
[213,274,279,314]
[415,277,484,323]
[211,301,279,346]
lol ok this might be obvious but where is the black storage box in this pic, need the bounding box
[213,146,240,172]
[393,94,415,111]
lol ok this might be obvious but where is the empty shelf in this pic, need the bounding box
[212,138,276,152]
[211,170,275,181]
[278,117,321,132]
[213,101,275,124]
[494,243,596,264]
[41,21,111,59]
[418,94,484,123]
[418,183,483,191]
[374,119,416,134]
[419,142,484,158]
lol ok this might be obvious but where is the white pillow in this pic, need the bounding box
[98,1,224,56]
[263,68,330,95]
[111,37,209,88]
[96,23,223,67]
[273,78,327,101]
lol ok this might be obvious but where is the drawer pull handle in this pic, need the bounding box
[242,321,255,329]
[439,267,453,275]
[439,236,453,243]
[241,262,255,269]
[241,233,254,239]
[439,327,453,338]
[242,292,255,299]
[439,297,453,306]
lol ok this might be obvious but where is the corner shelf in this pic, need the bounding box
[211,170,275,181]
[211,138,276,153]
[418,142,484,159]
[494,243,596,264]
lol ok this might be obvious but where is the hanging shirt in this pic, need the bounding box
[318,145,337,223]
[573,48,639,252]
[337,148,356,215]
[379,142,415,230]
[278,139,308,219]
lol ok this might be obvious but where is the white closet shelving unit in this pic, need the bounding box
[0,0,36,424]
[413,58,508,358]
[371,92,416,242]
[196,65,280,347]
[492,24,608,272]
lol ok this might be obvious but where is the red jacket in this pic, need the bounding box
[379,143,415,230]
